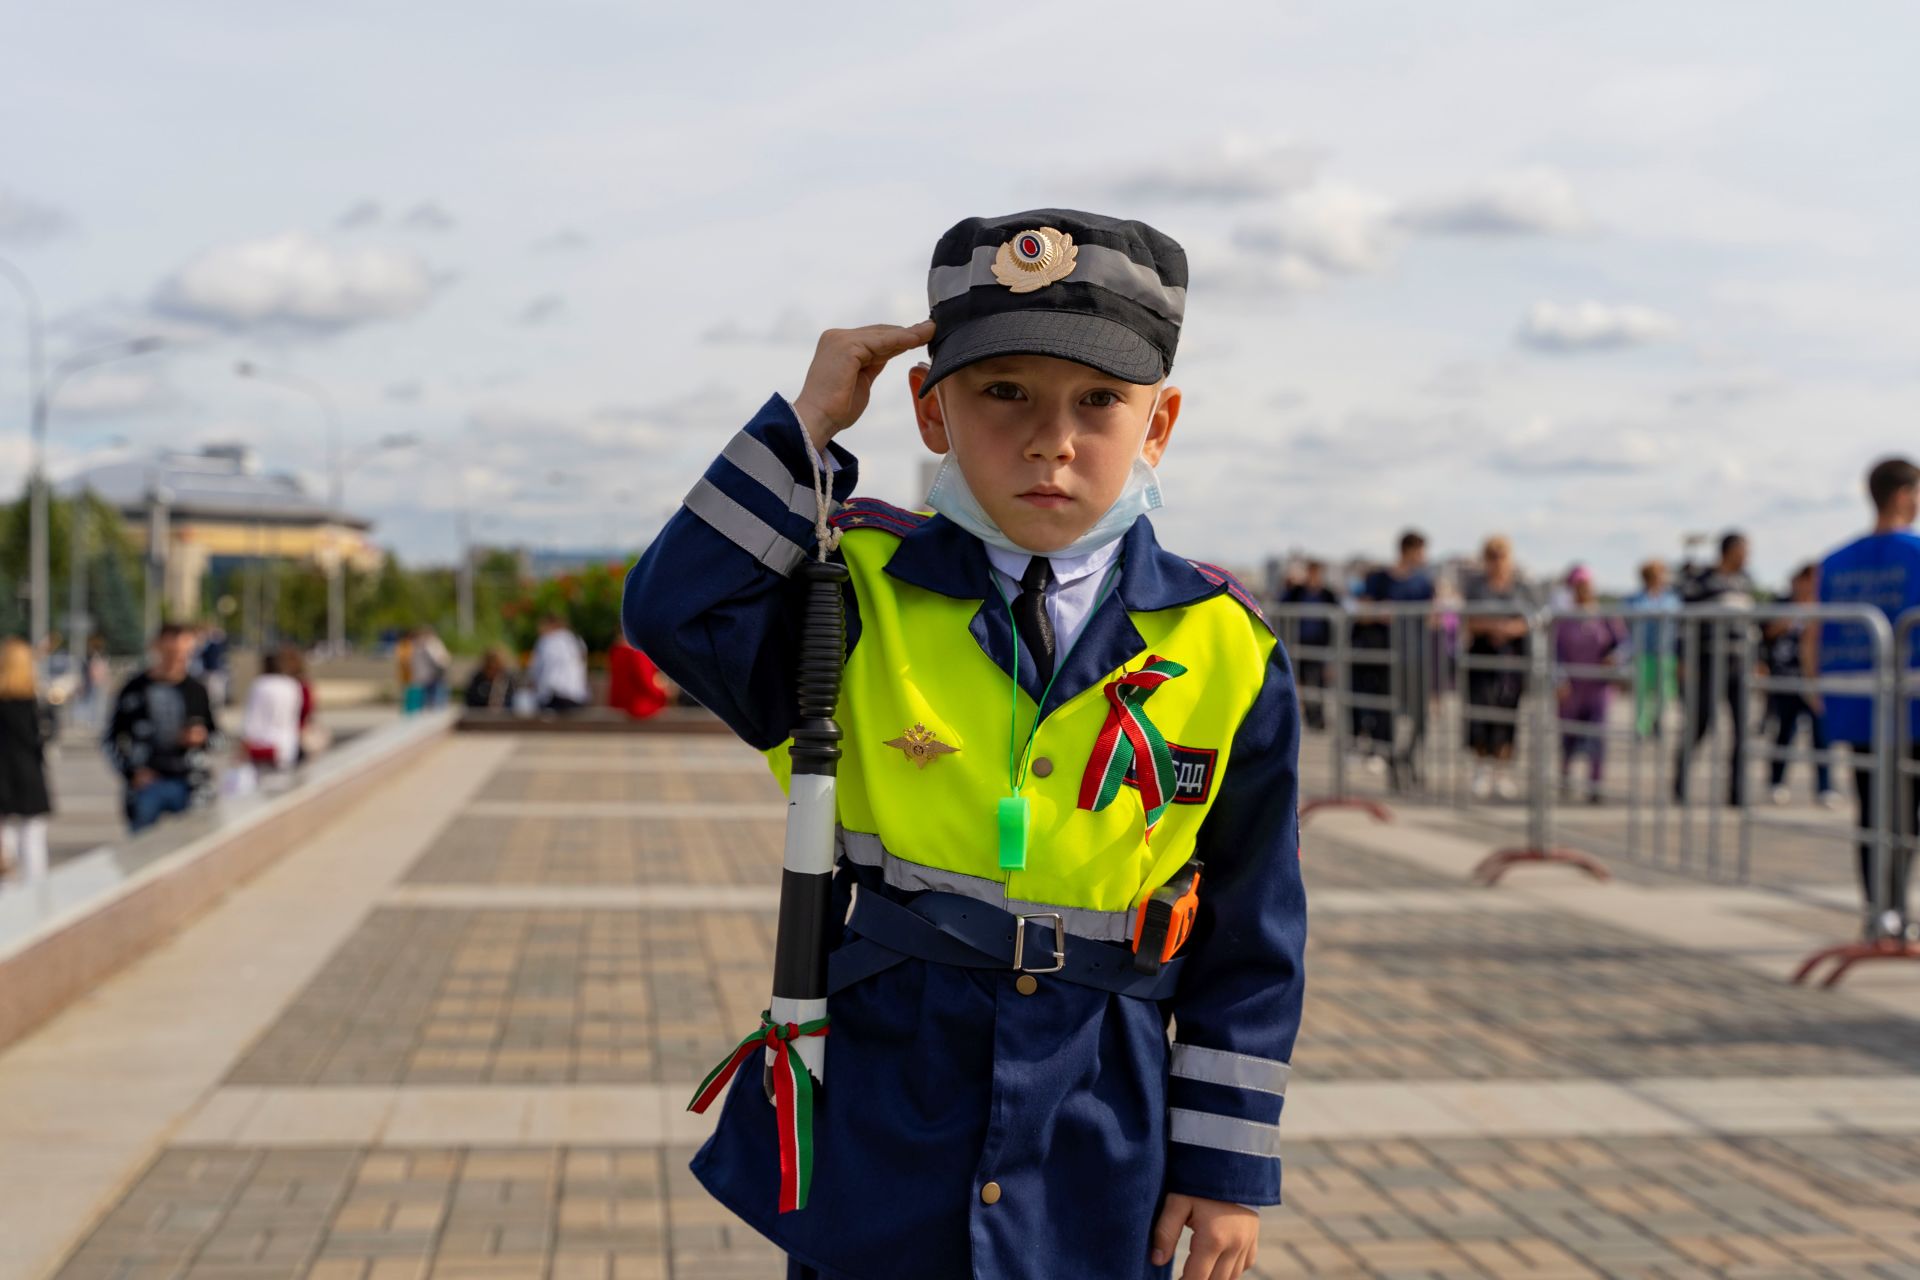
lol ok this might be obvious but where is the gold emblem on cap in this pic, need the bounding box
[884,722,959,769]
[992,227,1079,293]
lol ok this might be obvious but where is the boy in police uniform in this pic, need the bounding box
[625,210,1305,1280]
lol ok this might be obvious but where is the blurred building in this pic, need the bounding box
[61,444,380,619]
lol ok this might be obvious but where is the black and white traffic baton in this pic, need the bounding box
[685,453,845,1216]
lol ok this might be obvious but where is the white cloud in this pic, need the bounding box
[46,296,219,349]
[152,231,439,333]
[1669,373,1786,409]
[1108,137,1319,204]
[701,308,814,345]
[0,188,73,244]
[517,294,566,326]
[1516,301,1677,353]
[531,228,590,252]
[1489,422,1667,475]
[1228,182,1401,288]
[50,367,174,416]
[1402,168,1589,236]
[402,201,456,232]
[335,200,382,229]
[1420,362,1493,399]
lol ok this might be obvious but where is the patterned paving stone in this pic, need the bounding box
[1302,903,1920,1082]
[476,766,781,807]
[402,814,785,888]
[1302,839,1460,892]
[55,1135,1920,1280]
[226,910,773,1087]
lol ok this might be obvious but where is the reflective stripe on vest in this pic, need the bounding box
[837,827,1135,943]
[767,527,1276,918]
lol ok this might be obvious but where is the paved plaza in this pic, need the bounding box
[4,728,1920,1279]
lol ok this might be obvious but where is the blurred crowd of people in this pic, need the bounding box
[0,620,332,886]
[1271,454,1920,942]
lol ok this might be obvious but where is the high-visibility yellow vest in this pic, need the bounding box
[770,525,1276,938]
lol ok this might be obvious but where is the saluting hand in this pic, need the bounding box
[1151,1193,1259,1280]
[791,320,936,453]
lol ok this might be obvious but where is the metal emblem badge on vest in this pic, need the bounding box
[883,722,958,769]
[1121,743,1217,805]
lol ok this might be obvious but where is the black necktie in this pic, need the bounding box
[1013,557,1057,685]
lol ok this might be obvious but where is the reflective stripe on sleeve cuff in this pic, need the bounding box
[1170,1044,1292,1096]
[1169,1108,1283,1158]
[683,478,807,576]
[721,431,822,519]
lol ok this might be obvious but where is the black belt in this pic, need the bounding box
[827,889,1186,1000]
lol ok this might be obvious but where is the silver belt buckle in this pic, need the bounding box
[1012,912,1066,974]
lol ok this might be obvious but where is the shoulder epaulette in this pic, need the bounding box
[1187,560,1272,631]
[830,497,929,537]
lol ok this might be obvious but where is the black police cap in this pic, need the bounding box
[920,209,1186,397]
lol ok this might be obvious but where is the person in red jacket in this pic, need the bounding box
[608,634,670,719]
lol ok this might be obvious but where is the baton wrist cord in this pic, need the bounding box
[687,1012,831,1213]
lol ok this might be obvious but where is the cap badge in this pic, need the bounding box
[884,722,959,769]
[992,227,1079,293]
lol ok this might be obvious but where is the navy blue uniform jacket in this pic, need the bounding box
[624,395,1306,1280]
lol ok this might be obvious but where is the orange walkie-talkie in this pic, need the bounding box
[1131,859,1202,976]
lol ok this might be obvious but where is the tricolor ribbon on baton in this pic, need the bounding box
[687,1011,831,1213]
[1077,655,1188,839]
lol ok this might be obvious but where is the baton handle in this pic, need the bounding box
[770,558,848,1090]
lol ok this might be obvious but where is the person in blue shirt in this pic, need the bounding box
[1624,560,1679,739]
[1809,457,1920,941]
[1351,531,1435,792]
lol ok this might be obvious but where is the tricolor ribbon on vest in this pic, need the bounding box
[1078,655,1188,839]
[687,1011,831,1213]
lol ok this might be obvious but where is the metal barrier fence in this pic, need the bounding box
[1270,597,1920,987]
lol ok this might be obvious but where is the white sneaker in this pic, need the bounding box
[1819,790,1844,810]
[1770,786,1790,806]
[1880,910,1905,940]
[1364,754,1387,776]
[1495,773,1520,800]
[1470,767,1492,800]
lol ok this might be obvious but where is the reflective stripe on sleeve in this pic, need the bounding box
[721,431,820,520]
[1168,1108,1283,1158]
[683,478,807,577]
[1170,1044,1292,1097]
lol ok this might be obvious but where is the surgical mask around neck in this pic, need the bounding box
[924,385,1165,557]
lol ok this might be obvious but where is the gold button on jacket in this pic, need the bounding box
[980,1181,1002,1205]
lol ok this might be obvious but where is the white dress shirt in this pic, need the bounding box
[985,540,1124,660]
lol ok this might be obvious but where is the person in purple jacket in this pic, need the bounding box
[1554,566,1627,801]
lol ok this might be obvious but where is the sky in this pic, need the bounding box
[2,1,1918,588]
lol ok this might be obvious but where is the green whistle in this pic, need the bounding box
[997,795,1029,871]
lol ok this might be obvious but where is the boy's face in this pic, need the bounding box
[909,355,1180,554]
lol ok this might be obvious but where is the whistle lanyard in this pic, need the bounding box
[988,562,1121,871]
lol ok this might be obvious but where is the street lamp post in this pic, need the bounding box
[0,257,46,658]
[28,339,164,656]
[234,363,345,653]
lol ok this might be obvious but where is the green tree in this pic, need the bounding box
[0,485,148,653]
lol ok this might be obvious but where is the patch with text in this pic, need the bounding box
[1123,743,1217,806]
